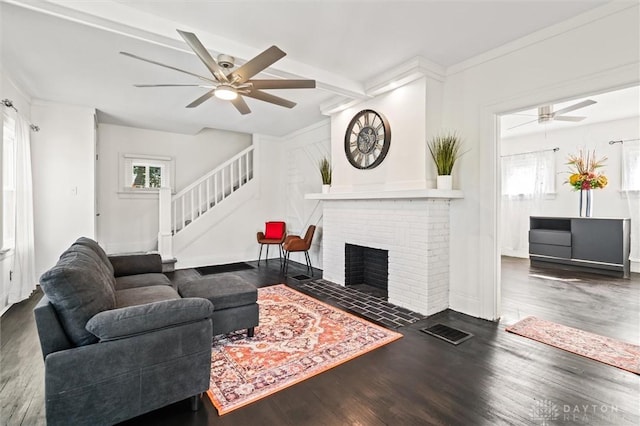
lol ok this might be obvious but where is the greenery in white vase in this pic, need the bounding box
[319,157,332,185]
[427,132,465,176]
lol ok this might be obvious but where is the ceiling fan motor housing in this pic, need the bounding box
[217,54,235,69]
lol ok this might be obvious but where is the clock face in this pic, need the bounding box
[344,109,391,169]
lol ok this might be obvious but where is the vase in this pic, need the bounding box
[436,175,453,190]
[322,184,331,194]
[579,189,593,217]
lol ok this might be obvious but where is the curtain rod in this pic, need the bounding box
[609,138,639,145]
[1,99,40,132]
[501,147,559,158]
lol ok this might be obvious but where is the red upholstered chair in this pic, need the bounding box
[257,221,286,265]
[283,225,316,276]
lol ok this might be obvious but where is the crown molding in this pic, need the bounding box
[365,57,445,97]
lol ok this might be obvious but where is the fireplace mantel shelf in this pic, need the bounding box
[305,189,464,201]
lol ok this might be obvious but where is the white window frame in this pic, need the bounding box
[118,153,175,198]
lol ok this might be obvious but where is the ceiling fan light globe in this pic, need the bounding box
[215,86,238,100]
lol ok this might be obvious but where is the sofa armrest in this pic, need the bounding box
[86,298,214,341]
[34,295,74,359]
[108,253,162,277]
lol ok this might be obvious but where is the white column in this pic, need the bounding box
[158,186,173,260]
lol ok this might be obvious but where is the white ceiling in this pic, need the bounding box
[1,0,612,136]
[501,85,640,138]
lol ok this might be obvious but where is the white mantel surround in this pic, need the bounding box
[306,190,463,315]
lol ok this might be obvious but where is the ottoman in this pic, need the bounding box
[178,275,259,337]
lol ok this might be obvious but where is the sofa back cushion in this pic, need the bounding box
[40,246,117,346]
[73,237,114,276]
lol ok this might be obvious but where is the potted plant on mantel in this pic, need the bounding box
[319,156,332,194]
[427,131,465,190]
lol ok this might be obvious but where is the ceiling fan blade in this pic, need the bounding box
[552,99,596,116]
[231,96,251,115]
[176,30,228,82]
[134,84,208,87]
[249,79,316,90]
[186,90,215,108]
[231,46,286,83]
[120,51,214,83]
[554,115,586,122]
[506,117,539,130]
[243,90,296,108]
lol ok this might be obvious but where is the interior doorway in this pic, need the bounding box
[496,85,640,329]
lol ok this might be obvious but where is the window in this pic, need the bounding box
[119,154,174,198]
[621,141,640,191]
[501,150,556,197]
[131,162,164,189]
[2,113,16,251]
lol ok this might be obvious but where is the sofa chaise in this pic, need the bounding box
[34,237,214,426]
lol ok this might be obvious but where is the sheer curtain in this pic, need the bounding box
[8,111,36,303]
[621,140,640,268]
[501,149,555,257]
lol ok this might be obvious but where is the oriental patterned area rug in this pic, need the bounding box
[206,284,403,415]
[506,316,640,374]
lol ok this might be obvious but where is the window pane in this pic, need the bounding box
[132,165,146,188]
[149,166,162,188]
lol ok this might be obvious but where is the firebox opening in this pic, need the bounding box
[345,243,389,300]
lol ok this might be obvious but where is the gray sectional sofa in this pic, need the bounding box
[34,237,214,426]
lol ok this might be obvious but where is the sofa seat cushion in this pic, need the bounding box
[116,286,180,308]
[178,276,257,310]
[86,298,214,341]
[115,273,171,290]
[40,251,116,347]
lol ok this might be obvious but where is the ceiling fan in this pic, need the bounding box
[120,29,316,115]
[507,99,597,130]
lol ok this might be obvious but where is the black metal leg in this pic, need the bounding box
[305,251,313,276]
[258,244,263,266]
[190,394,201,411]
[284,251,290,275]
[278,244,283,264]
[247,327,255,337]
[266,244,269,262]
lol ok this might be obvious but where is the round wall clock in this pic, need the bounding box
[344,109,391,169]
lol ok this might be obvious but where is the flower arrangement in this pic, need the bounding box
[566,149,608,190]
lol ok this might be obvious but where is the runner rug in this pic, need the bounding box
[506,316,640,374]
[206,284,403,415]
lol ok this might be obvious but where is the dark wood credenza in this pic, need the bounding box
[529,216,631,278]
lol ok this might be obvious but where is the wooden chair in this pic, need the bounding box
[283,225,316,276]
[257,221,286,265]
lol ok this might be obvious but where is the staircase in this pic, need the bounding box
[173,145,254,234]
[157,145,255,263]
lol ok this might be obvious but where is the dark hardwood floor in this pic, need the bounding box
[1,257,639,425]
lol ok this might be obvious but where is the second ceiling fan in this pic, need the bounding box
[121,29,316,115]
[508,99,597,130]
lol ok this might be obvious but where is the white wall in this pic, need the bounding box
[500,116,640,262]
[280,119,331,270]
[30,101,96,277]
[331,77,434,192]
[0,71,32,313]
[97,124,252,254]
[443,3,640,319]
[174,134,287,268]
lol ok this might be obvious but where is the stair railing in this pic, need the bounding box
[171,145,254,234]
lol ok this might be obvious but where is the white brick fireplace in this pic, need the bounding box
[306,190,462,315]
